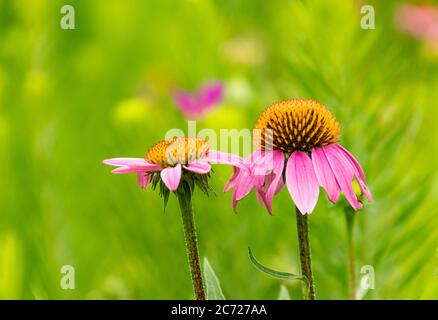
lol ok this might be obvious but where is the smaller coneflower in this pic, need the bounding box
[172,81,224,120]
[103,136,244,300]
[226,99,372,300]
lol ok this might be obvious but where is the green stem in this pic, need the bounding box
[176,187,206,300]
[295,207,316,300]
[345,207,356,300]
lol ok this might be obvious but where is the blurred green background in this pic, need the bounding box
[0,0,437,299]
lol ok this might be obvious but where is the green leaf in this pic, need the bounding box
[248,248,307,282]
[204,257,225,300]
[277,285,291,300]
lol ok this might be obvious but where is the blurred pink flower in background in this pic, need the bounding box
[395,4,438,42]
[172,81,224,120]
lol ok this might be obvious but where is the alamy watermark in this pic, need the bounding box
[360,5,375,30]
[164,121,273,174]
[60,5,75,30]
[360,265,375,290]
[60,265,75,290]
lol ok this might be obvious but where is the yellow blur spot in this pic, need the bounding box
[23,70,50,100]
[112,98,152,125]
[203,105,247,130]
[352,178,362,197]
[0,232,23,299]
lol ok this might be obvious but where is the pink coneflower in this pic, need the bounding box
[226,99,372,300]
[228,99,372,215]
[172,81,224,120]
[103,136,245,300]
[103,136,244,192]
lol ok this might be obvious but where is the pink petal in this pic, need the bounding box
[311,147,340,203]
[235,173,256,200]
[223,150,267,212]
[183,161,211,174]
[273,176,284,195]
[285,151,320,214]
[251,150,275,175]
[255,186,267,206]
[203,150,247,170]
[253,173,273,210]
[137,173,151,189]
[230,174,256,213]
[224,167,240,192]
[227,170,255,213]
[322,145,363,210]
[103,158,162,172]
[160,164,182,191]
[112,166,151,174]
[263,151,285,214]
[103,158,148,166]
[336,144,372,201]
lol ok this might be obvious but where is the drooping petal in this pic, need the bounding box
[137,173,151,189]
[263,151,285,214]
[285,151,320,214]
[183,161,211,174]
[311,147,340,203]
[234,150,271,200]
[203,150,247,170]
[336,144,372,201]
[252,173,272,210]
[224,167,240,192]
[249,173,266,206]
[160,164,182,191]
[274,176,284,195]
[255,186,267,206]
[229,173,256,213]
[322,145,363,210]
[223,150,271,212]
[251,150,273,175]
[235,172,256,200]
[227,170,253,213]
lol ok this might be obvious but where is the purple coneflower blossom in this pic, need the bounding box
[172,81,224,120]
[103,136,244,192]
[227,99,372,215]
[103,136,245,300]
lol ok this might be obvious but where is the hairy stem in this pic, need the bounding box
[295,207,316,300]
[176,188,205,300]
